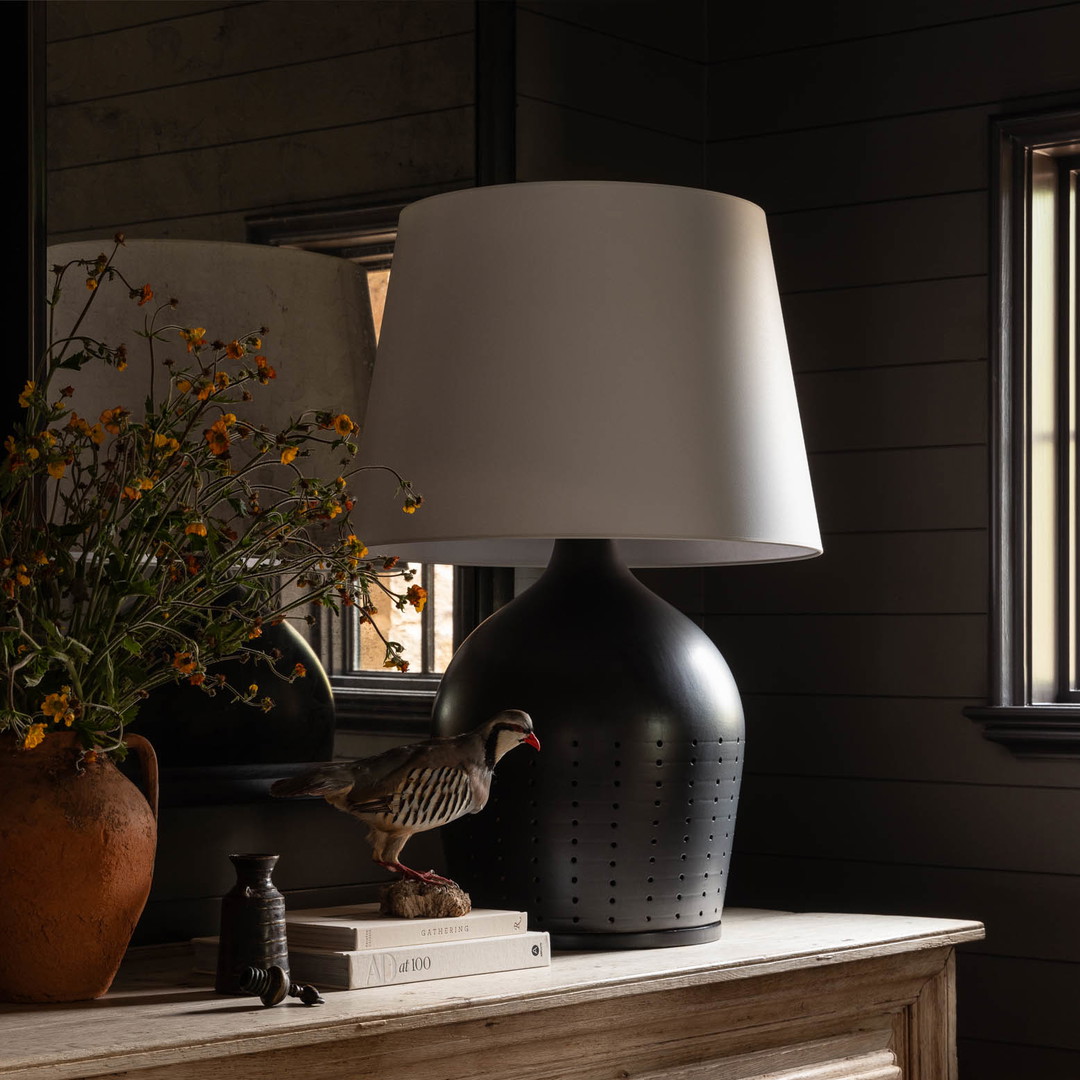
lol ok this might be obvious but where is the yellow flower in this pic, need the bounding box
[406,584,428,613]
[85,278,98,291]
[176,378,192,393]
[153,433,180,455]
[280,445,298,465]
[331,413,354,437]
[15,566,30,587]
[41,688,76,727]
[214,371,231,390]
[17,381,34,408]
[47,460,66,480]
[88,424,105,445]
[22,723,46,749]
[185,522,208,537]
[221,413,237,427]
[248,683,259,695]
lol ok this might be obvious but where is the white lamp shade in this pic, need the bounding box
[46,240,377,480]
[357,182,821,567]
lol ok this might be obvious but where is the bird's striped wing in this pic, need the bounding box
[374,765,473,829]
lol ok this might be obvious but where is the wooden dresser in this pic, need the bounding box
[0,909,984,1080]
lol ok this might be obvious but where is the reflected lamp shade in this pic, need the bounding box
[358,182,821,948]
[45,240,378,768]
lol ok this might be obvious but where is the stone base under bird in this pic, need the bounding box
[269,709,539,886]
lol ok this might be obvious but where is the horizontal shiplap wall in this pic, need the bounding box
[46,0,476,242]
[705,2,1080,1076]
[515,0,707,187]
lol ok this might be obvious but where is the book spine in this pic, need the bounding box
[291,910,529,951]
[290,931,550,990]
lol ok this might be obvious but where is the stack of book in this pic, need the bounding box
[194,903,550,991]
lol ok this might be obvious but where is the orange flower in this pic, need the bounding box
[176,378,192,393]
[172,652,197,675]
[122,484,141,501]
[153,433,180,455]
[214,371,231,390]
[17,381,34,408]
[195,381,214,401]
[225,340,245,360]
[255,355,276,383]
[330,413,355,437]
[46,460,66,480]
[280,445,298,465]
[188,673,206,687]
[100,406,129,434]
[204,419,230,457]
[179,327,206,353]
[293,662,307,678]
[402,494,423,514]
[406,584,428,613]
[85,278,98,291]
[134,283,153,306]
[185,522,208,537]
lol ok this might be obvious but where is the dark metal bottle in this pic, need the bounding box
[215,853,289,994]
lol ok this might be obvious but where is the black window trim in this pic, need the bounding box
[968,107,1080,755]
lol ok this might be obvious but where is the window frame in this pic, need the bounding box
[968,108,1080,754]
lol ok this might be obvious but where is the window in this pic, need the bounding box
[249,201,514,733]
[970,109,1080,753]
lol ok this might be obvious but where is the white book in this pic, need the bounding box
[193,930,551,990]
[283,902,529,951]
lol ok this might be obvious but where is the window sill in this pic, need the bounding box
[331,675,438,738]
[965,704,1080,756]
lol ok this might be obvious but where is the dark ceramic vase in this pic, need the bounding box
[138,620,334,768]
[432,539,744,950]
[215,853,289,994]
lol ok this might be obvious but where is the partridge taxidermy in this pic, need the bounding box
[270,709,540,885]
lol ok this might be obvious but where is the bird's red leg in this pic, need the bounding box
[376,859,457,887]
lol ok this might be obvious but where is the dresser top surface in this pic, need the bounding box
[0,908,984,1080]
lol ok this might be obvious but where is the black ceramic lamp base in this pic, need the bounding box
[432,540,744,950]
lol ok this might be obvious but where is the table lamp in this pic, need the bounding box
[356,181,821,948]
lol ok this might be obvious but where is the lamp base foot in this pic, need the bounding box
[549,921,721,951]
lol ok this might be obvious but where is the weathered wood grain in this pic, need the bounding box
[0,911,981,1080]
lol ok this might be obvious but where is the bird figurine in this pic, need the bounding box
[270,709,540,886]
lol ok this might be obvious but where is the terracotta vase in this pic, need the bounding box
[0,731,158,1003]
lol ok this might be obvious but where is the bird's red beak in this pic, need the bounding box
[524,732,541,751]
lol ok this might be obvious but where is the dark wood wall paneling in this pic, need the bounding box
[515,1,707,187]
[46,0,476,243]
[704,2,1080,1074]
